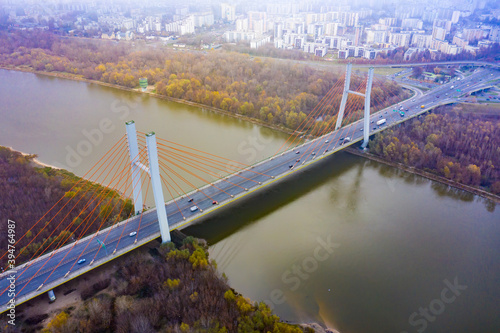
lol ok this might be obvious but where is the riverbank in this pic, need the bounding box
[346,147,500,204]
[0,65,299,137]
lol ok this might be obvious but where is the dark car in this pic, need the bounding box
[188,198,194,202]
[289,164,294,169]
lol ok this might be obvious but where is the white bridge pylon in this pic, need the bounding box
[125,121,171,243]
[335,64,374,148]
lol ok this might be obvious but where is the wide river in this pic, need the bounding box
[1,69,498,333]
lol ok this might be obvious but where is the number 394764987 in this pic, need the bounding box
[7,219,16,269]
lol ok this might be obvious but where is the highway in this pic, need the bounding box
[1,66,498,312]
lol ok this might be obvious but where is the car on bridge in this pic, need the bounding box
[190,206,198,212]
[129,231,137,237]
[77,259,86,265]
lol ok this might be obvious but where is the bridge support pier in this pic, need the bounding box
[146,132,171,243]
[125,121,143,215]
[335,63,352,130]
[362,68,374,148]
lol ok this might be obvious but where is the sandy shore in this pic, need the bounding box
[3,145,62,170]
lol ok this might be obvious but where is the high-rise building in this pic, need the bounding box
[325,22,340,36]
[451,11,461,24]
[248,11,266,33]
[463,28,484,41]
[221,3,236,22]
[273,22,283,39]
[401,18,423,30]
[432,26,447,41]
[366,30,387,44]
[411,33,432,48]
[354,25,363,46]
[389,32,412,47]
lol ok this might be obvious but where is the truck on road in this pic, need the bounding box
[376,119,386,126]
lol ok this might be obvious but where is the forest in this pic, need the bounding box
[369,105,500,194]
[0,147,133,269]
[0,31,409,131]
[3,237,311,333]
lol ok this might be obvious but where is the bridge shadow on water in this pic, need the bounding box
[183,150,362,245]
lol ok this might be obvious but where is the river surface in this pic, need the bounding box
[1,69,498,333]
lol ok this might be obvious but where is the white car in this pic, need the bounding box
[129,231,137,237]
[325,139,329,143]
[190,206,198,212]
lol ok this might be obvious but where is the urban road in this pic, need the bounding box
[1,67,498,312]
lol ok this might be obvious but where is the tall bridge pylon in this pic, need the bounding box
[335,64,374,148]
[125,121,171,243]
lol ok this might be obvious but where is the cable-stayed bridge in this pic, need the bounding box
[1,64,497,313]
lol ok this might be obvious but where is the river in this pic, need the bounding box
[1,69,498,333]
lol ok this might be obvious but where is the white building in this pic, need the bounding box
[224,31,256,43]
[432,26,447,41]
[236,18,249,32]
[303,42,327,56]
[283,33,307,49]
[221,3,236,22]
[325,22,341,36]
[194,12,214,28]
[411,33,432,48]
[250,35,271,49]
[451,11,461,24]
[165,16,195,35]
[401,18,423,30]
[389,32,412,47]
[273,22,283,39]
[366,30,387,44]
